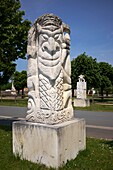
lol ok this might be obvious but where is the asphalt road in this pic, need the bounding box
[0,106,113,139]
[75,110,113,139]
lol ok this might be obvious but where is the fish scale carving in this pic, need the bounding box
[39,74,63,111]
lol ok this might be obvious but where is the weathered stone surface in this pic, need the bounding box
[26,13,73,124]
[77,75,86,99]
[74,98,90,107]
[13,119,86,168]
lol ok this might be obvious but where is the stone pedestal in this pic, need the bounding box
[73,98,90,107]
[13,119,86,168]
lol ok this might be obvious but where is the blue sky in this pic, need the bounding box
[16,0,113,71]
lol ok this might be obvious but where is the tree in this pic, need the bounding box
[71,53,100,95]
[14,70,27,97]
[1,82,12,91]
[0,62,16,86]
[98,62,113,97]
[0,0,31,87]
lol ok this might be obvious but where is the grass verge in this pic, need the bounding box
[0,125,113,170]
[0,99,27,107]
[74,103,113,112]
[0,99,113,112]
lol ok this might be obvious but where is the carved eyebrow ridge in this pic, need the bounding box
[40,28,62,37]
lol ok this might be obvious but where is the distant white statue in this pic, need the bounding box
[26,14,73,124]
[78,75,85,82]
[11,81,16,95]
[77,75,86,99]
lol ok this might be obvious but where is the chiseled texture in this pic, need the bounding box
[26,14,73,124]
[13,119,86,168]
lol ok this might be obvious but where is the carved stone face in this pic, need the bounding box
[38,26,63,80]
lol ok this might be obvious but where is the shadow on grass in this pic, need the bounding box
[103,140,113,148]
[0,124,11,131]
[0,118,21,131]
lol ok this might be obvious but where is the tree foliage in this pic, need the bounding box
[98,62,113,96]
[71,53,113,96]
[0,0,31,87]
[1,82,12,91]
[71,53,100,92]
[14,70,27,96]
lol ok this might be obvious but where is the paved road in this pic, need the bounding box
[75,110,113,127]
[0,106,27,126]
[75,110,113,139]
[0,106,113,139]
[0,106,27,118]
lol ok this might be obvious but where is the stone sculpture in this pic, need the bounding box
[11,81,17,95]
[73,74,90,107]
[13,14,86,168]
[26,14,73,124]
[77,75,86,99]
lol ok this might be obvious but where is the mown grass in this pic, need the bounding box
[94,97,113,103]
[0,125,113,170]
[0,99,113,112]
[74,103,113,112]
[0,99,27,107]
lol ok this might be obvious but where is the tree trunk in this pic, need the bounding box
[106,91,108,97]
[72,88,74,97]
[17,89,20,95]
[100,88,104,100]
[21,88,24,99]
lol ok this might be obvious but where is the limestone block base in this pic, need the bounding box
[13,119,86,168]
[73,98,90,107]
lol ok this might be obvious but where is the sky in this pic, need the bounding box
[16,0,113,71]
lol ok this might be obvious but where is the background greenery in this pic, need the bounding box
[0,0,31,87]
[71,53,113,97]
[0,1,113,99]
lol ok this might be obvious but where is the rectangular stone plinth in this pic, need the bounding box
[13,119,86,168]
[74,98,90,107]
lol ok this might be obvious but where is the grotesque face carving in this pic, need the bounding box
[26,14,74,124]
[38,26,63,80]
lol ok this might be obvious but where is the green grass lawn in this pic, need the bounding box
[0,99,113,112]
[73,97,113,112]
[0,125,113,170]
[74,103,113,112]
[0,99,27,107]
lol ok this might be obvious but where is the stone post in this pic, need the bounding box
[13,14,86,168]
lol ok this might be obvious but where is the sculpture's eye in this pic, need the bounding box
[54,34,60,40]
[42,34,48,40]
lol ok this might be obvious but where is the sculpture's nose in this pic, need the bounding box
[44,37,60,55]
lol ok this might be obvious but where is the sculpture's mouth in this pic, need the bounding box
[38,49,61,67]
[39,55,60,67]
